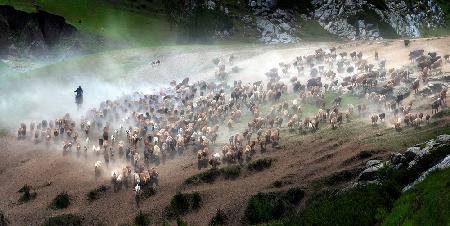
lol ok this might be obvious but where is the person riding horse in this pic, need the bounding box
[74,86,83,108]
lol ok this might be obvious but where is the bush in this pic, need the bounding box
[135,211,150,226]
[166,192,202,218]
[18,184,36,202]
[176,218,188,226]
[323,169,357,186]
[0,210,9,226]
[185,169,221,185]
[209,209,228,226]
[50,192,70,209]
[247,158,273,171]
[243,193,281,224]
[242,188,304,224]
[42,214,82,226]
[220,165,241,179]
[272,180,283,188]
[283,187,305,205]
[87,185,108,201]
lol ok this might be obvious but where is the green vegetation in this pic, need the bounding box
[299,183,400,226]
[185,165,242,185]
[272,180,283,188]
[0,128,7,137]
[383,168,450,226]
[265,137,450,226]
[50,192,71,209]
[322,169,357,186]
[220,165,242,179]
[185,168,222,185]
[295,19,340,42]
[242,187,305,224]
[0,210,8,226]
[87,185,108,201]
[210,209,228,226]
[247,158,273,171]
[18,184,37,202]
[0,0,175,47]
[135,211,150,226]
[165,192,202,218]
[42,214,82,226]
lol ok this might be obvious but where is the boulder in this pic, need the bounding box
[358,162,384,181]
[279,22,291,32]
[390,152,406,165]
[366,159,382,168]
[436,134,450,144]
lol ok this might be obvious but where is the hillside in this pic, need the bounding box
[1,0,449,48]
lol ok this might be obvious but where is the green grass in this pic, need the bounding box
[0,0,175,47]
[382,168,450,226]
[295,19,340,42]
[42,214,82,226]
[242,187,305,225]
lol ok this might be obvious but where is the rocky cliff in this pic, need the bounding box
[0,5,104,59]
[244,0,446,43]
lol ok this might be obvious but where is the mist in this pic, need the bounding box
[0,43,330,131]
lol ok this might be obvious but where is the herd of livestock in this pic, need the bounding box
[15,42,448,204]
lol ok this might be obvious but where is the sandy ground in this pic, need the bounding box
[0,37,449,226]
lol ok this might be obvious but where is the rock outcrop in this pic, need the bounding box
[357,134,450,186]
[0,5,104,59]
[311,0,445,40]
[248,0,301,44]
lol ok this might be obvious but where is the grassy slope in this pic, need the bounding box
[383,168,450,226]
[0,0,175,47]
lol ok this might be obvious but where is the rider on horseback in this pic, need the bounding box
[74,86,83,97]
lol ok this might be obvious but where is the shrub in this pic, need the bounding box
[283,187,305,205]
[243,193,280,224]
[166,192,202,218]
[272,180,283,188]
[323,169,357,186]
[176,218,188,226]
[87,185,108,201]
[242,188,304,224]
[0,210,9,226]
[134,211,150,226]
[220,165,241,179]
[141,187,157,199]
[18,184,36,202]
[185,168,221,185]
[50,192,70,209]
[247,158,273,171]
[209,209,228,226]
[42,214,82,226]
